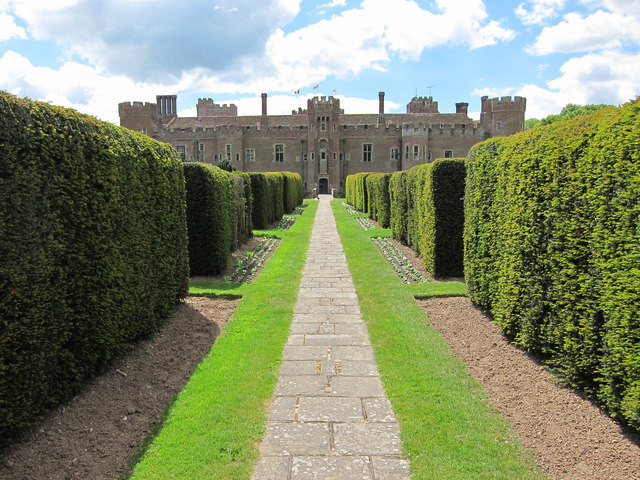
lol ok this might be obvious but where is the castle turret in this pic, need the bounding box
[119,100,160,135]
[480,96,526,137]
[407,96,439,114]
[196,98,238,117]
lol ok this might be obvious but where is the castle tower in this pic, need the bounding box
[407,96,439,114]
[118,100,160,135]
[480,96,526,137]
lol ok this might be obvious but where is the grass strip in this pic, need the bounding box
[129,199,318,479]
[332,199,545,480]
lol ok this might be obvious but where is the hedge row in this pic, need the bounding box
[187,169,302,274]
[345,159,465,278]
[388,161,465,278]
[0,92,189,447]
[282,171,304,214]
[184,163,235,275]
[464,99,640,430]
[366,173,391,228]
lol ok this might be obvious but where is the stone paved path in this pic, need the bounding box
[252,195,411,480]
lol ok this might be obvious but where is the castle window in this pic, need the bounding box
[176,145,186,160]
[236,153,239,162]
[362,143,372,162]
[311,153,315,160]
[333,124,337,132]
[275,144,285,163]
[405,145,409,160]
[413,145,419,160]
[199,143,205,152]
[497,122,503,131]
[364,124,368,129]
[333,153,336,160]
[321,152,326,161]
[390,148,399,160]
[444,150,453,158]
[199,154,204,161]
[321,117,326,131]
[246,149,255,162]
[303,153,308,162]
[142,127,147,135]
[226,144,231,160]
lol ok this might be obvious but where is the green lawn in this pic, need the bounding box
[128,199,318,480]
[332,199,545,480]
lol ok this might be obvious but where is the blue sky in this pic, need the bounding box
[1,0,638,124]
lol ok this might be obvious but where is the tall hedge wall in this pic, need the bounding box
[354,172,372,212]
[365,173,391,228]
[419,158,466,278]
[345,174,357,206]
[0,92,189,447]
[184,163,234,275]
[389,171,408,244]
[249,172,270,229]
[265,172,285,223]
[405,163,430,255]
[465,99,640,430]
[230,171,253,250]
[282,171,303,214]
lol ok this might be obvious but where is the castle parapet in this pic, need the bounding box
[407,96,439,114]
[197,98,238,117]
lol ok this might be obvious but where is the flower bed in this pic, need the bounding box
[277,216,296,230]
[371,237,428,284]
[226,237,278,283]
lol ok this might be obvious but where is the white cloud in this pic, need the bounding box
[513,50,639,118]
[0,11,27,41]
[515,0,566,25]
[0,50,165,123]
[8,0,302,82]
[528,10,640,55]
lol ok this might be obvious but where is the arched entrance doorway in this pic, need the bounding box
[319,178,329,194]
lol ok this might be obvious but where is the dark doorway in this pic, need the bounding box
[319,178,329,194]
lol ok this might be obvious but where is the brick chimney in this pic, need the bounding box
[261,93,267,116]
[379,91,385,115]
[456,102,469,116]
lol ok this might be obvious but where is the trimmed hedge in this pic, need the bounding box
[0,92,189,448]
[389,171,408,244]
[354,172,372,212]
[405,163,430,255]
[365,173,391,228]
[282,171,304,214]
[345,174,357,206]
[230,171,253,249]
[464,99,640,430]
[184,163,234,275]
[265,172,285,224]
[419,158,466,278]
[248,172,271,229]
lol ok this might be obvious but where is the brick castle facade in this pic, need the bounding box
[119,92,525,195]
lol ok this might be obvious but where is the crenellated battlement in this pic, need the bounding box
[118,101,157,117]
[407,96,439,114]
[481,95,527,113]
[307,96,343,114]
[197,98,238,117]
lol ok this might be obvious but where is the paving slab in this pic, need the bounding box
[251,196,410,479]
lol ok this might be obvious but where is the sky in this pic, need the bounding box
[0,0,638,124]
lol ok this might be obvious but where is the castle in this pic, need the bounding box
[119,92,526,195]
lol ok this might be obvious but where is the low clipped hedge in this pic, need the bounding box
[465,99,640,430]
[419,158,466,278]
[0,92,189,448]
[282,171,303,214]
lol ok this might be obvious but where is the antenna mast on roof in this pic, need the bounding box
[427,85,434,96]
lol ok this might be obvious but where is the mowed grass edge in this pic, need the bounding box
[128,199,318,479]
[331,199,546,480]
